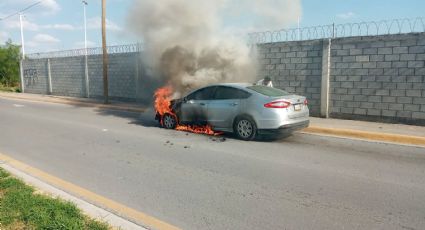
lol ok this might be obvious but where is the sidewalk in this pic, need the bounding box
[304,117,425,147]
[1,92,424,147]
[309,117,425,137]
[0,91,146,113]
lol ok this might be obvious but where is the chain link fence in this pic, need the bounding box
[26,43,143,59]
[248,17,425,44]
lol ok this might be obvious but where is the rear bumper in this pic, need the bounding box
[258,120,309,135]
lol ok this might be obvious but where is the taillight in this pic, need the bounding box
[304,98,308,105]
[264,100,291,108]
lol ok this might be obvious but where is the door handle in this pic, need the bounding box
[200,103,206,106]
[230,102,238,106]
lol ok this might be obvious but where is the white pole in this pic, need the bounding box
[47,58,52,94]
[83,0,90,98]
[83,1,88,54]
[19,13,25,60]
[19,60,25,93]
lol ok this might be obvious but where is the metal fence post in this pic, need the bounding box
[320,38,332,118]
[47,58,52,94]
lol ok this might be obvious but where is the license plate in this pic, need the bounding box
[294,104,302,111]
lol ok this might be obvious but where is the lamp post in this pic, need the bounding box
[82,0,90,98]
[101,0,109,104]
[19,13,25,59]
[19,13,25,93]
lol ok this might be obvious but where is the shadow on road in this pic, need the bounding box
[95,106,160,128]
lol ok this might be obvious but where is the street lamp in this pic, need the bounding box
[19,13,26,93]
[19,13,25,59]
[82,0,89,98]
[101,0,109,104]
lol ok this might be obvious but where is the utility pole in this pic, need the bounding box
[82,0,90,98]
[101,0,109,104]
[19,13,26,93]
[19,13,25,59]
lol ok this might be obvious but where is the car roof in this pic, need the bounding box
[183,83,255,97]
[207,83,254,89]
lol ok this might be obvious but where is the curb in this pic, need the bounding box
[0,93,146,113]
[302,126,425,147]
[0,152,180,230]
[0,163,147,230]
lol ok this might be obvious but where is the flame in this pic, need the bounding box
[154,86,222,136]
[154,85,173,116]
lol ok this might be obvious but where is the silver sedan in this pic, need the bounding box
[157,83,309,140]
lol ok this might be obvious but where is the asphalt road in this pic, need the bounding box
[1,98,425,230]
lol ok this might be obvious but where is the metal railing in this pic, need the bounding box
[26,43,143,59]
[248,17,425,44]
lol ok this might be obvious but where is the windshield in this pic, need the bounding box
[247,85,290,97]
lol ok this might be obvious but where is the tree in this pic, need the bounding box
[0,39,20,87]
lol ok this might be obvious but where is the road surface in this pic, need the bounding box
[0,98,424,230]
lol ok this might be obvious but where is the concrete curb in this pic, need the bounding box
[302,126,425,147]
[0,163,147,230]
[0,152,181,230]
[0,93,146,113]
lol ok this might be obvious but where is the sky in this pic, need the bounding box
[0,0,424,53]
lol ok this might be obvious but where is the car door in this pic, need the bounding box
[207,86,251,130]
[180,86,216,125]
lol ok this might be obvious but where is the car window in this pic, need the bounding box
[186,86,216,100]
[247,85,290,97]
[214,86,251,100]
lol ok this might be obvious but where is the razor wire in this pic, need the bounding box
[248,17,425,44]
[26,43,143,59]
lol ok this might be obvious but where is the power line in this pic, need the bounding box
[0,1,42,21]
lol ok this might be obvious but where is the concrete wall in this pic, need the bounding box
[258,32,425,125]
[22,59,50,95]
[329,33,425,124]
[23,52,142,102]
[22,32,425,125]
[257,40,323,116]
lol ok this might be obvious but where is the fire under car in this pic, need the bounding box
[155,83,310,140]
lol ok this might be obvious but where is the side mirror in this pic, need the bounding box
[183,97,187,103]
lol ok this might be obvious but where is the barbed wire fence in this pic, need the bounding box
[25,17,425,58]
[26,43,143,59]
[248,17,425,44]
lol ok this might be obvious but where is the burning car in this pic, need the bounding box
[155,83,309,140]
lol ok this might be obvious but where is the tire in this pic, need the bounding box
[233,116,257,141]
[162,113,177,129]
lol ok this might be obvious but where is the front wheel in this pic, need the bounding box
[162,113,177,129]
[234,116,257,141]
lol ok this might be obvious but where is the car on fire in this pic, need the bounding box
[155,83,309,140]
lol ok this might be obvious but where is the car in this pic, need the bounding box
[155,83,309,140]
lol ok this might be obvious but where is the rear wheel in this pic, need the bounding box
[162,113,177,129]
[234,116,257,141]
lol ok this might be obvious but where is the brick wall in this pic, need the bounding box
[23,52,142,101]
[22,59,49,94]
[258,32,425,125]
[257,40,323,116]
[50,56,86,97]
[23,32,425,125]
[330,33,425,124]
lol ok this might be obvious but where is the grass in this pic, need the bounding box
[0,85,20,93]
[0,168,110,230]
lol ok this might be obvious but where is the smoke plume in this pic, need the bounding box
[128,0,301,97]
